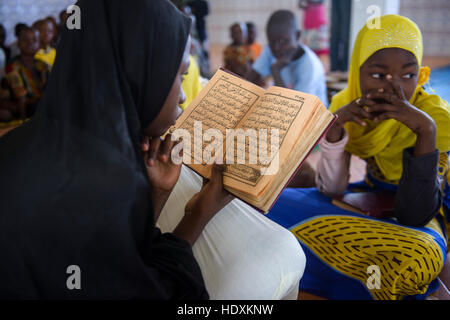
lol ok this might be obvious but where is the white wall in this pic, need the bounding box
[0,0,75,45]
[349,0,400,62]
[399,0,450,57]
[349,0,450,59]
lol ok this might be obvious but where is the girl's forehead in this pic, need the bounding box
[365,48,417,66]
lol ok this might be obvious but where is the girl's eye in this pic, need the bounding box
[402,73,416,79]
[371,73,384,79]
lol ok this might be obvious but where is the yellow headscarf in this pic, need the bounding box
[330,15,450,182]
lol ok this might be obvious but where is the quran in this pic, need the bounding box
[170,69,337,213]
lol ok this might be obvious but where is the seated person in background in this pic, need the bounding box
[246,22,262,60]
[59,9,69,35]
[174,1,205,109]
[0,76,20,122]
[33,19,56,67]
[298,0,329,59]
[0,78,17,122]
[246,10,328,106]
[0,24,11,64]
[0,41,5,80]
[181,55,203,111]
[266,15,450,300]
[46,16,59,48]
[8,23,28,60]
[223,23,253,77]
[5,26,50,119]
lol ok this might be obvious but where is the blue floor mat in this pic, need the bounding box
[427,66,450,102]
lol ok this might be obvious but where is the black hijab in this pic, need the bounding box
[0,0,208,299]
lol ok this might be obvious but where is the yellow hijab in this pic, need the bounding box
[330,15,450,181]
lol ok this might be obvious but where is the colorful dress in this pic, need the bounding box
[223,44,254,77]
[5,57,50,112]
[267,15,450,300]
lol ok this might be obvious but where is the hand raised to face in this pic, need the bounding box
[365,79,436,135]
[141,134,183,193]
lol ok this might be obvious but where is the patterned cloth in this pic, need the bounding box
[223,44,254,76]
[5,56,50,107]
[266,184,447,300]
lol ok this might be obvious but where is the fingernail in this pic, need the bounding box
[378,88,384,93]
[148,159,154,166]
[386,74,392,80]
[367,94,371,98]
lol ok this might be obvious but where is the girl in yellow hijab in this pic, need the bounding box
[328,14,450,185]
[266,14,450,300]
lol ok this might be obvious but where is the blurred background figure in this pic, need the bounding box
[188,0,210,55]
[8,23,28,61]
[0,24,8,79]
[33,19,56,68]
[0,24,11,67]
[246,22,262,60]
[46,16,59,47]
[4,26,50,120]
[223,22,253,77]
[298,0,329,71]
[59,9,69,31]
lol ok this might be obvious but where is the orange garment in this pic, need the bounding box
[223,44,253,76]
[249,42,262,60]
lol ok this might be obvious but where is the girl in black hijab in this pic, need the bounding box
[0,0,232,299]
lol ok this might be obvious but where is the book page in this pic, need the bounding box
[171,69,266,178]
[223,86,320,196]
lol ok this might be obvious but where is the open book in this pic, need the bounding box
[170,69,336,213]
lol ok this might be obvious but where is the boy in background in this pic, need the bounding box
[246,10,328,106]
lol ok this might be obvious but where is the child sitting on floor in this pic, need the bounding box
[246,22,262,60]
[246,9,328,106]
[267,14,450,300]
[33,19,57,68]
[4,26,50,119]
[223,23,253,77]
